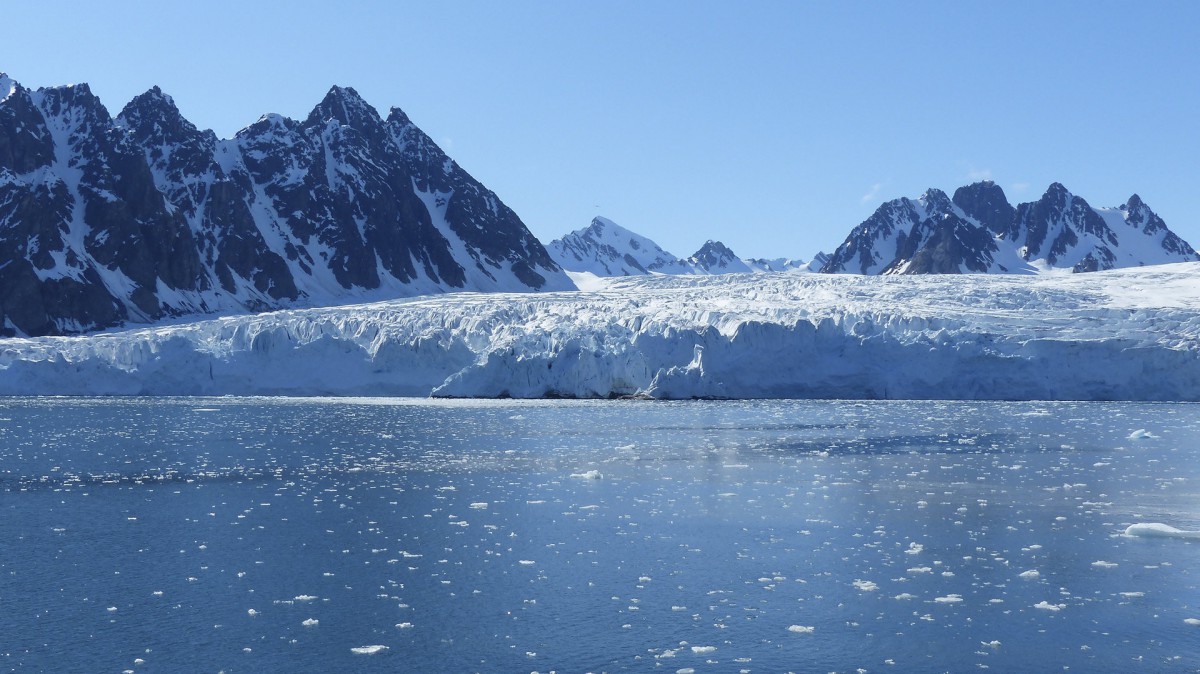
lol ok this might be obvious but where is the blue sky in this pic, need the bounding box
[4,0,1198,260]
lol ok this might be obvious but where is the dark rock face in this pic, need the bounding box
[823,181,1199,276]
[952,181,1015,236]
[0,75,569,336]
[900,213,1001,274]
[820,188,1000,275]
[1007,183,1114,266]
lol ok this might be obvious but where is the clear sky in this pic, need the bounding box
[3,0,1198,260]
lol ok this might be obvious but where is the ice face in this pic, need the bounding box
[2,262,1199,401]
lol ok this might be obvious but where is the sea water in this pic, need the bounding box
[0,398,1197,673]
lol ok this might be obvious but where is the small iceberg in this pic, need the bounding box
[1127,429,1158,440]
[1124,523,1200,540]
[351,645,389,655]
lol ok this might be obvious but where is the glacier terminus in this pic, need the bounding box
[2,262,1198,400]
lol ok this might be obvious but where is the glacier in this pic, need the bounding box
[1,262,1198,400]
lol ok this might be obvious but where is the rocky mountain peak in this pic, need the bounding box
[0,73,17,102]
[952,180,1014,236]
[1042,182,1073,204]
[385,106,414,128]
[306,85,381,130]
[34,81,111,127]
[241,112,298,138]
[688,239,751,274]
[693,239,734,257]
[826,180,1196,276]
[117,86,197,143]
[0,75,571,336]
[918,187,954,213]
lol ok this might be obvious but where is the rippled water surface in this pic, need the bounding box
[1,398,1198,673]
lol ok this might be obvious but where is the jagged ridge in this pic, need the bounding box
[821,181,1199,275]
[0,75,571,336]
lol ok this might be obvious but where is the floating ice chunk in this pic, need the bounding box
[396,622,413,629]
[893,593,916,600]
[1128,429,1158,440]
[615,443,636,451]
[518,560,536,566]
[1185,618,1200,626]
[294,595,318,601]
[1119,592,1144,598]
[1124,523,1200,539]
[247,609,258,616]
[690,646,717,654]
[302,618,319,627]
[905,542,923,555]
[1018,570,1040,580]
[469,502,488,509]
[907,567,932,574]
[1033,601,1065,611]
[934,594,963,603]
[853,579,879,592]
[1091,561,1118,568]
[571,470,603,480]
[107,606,118,613]
[351,645,389,655]
[982,640,1001,648]
[787,625,814,634]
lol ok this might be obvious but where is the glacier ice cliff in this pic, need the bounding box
[1,263,1198,400]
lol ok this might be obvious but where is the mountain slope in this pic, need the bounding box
[822,181,1198,275]
[0,75,570,336]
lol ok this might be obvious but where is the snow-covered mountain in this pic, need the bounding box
[0,75,571,336]
[546,216,689,275]
[548,216,822,277]
[744,252,828,273]
[822,181,1198,275]
[685,240,752,274]
[2,262,1197,400]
